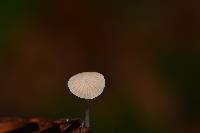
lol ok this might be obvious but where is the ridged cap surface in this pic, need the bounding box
[68,72,105,99]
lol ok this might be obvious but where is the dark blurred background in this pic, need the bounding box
[0,0,200,132]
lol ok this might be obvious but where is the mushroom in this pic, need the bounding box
[67,72,105,128]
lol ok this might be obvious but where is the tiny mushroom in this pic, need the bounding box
[67,72,105,128]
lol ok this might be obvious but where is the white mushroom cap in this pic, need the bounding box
[68,72,105,99]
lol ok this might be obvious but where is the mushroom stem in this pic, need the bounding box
[85,100,90,128]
